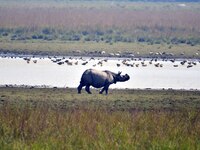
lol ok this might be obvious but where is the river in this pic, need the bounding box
[0,56,200,90]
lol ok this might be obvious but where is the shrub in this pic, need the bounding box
[32,35,38,39]
[42,28,51,35]
[137,37,146,42]
[2,32,8,36]
[82,31,89,36]
[71,35,81,41]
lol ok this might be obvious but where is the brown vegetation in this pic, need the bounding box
[0,88,200,149]
[0,6,200,38]
[0,2,200,56]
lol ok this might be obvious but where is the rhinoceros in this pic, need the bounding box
[77,69,130,94]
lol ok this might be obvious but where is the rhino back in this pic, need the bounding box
[81,69,114,88]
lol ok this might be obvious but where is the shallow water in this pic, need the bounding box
[0,56,200,90]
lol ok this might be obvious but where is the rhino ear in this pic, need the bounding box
[118,71,122,75]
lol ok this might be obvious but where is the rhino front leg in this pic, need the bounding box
[99,84,110,95]
[105,85,110,95]
[99,87,105,94]
[85,85,92,94]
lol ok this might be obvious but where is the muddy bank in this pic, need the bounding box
[1,87,200,111]
[1,84,199,92]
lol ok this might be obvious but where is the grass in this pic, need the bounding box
[1,87,200,110]
[0,87,200,149]
[1,41,200,58]
[0,1,200,58]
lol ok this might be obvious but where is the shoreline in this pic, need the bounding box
[0,85,199,92]
[1,87,200,111]
[1,51,200,61]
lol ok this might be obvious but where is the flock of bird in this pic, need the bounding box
[1,55,199,69]
[18,56,200,69]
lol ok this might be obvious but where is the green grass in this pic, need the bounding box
[0,88,200,149]
[1,88,200,110]
[0,41,200,58]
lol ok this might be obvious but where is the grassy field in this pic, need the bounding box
[1,41,200,58]
[0,87,200,149]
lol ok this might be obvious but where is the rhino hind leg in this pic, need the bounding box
[85,85,92,94]
[78,80,86,94]
[99,88,104,94]
[77,83,83,94]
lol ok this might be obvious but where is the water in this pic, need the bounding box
[0,56,200,90]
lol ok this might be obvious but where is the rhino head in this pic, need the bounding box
[115,71,130,83]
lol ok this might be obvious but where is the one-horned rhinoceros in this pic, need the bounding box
[77,69,130,94]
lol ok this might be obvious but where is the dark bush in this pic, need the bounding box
[71,35,81,41]
[2,32,8,36]
[171,37,178,44]
[11,35,17,40]
[32,35,38,39]
[105,39,111,43]
[95,30,104,36]
[82,31,89,36]
[17,36,26,40]
[84,37,91,41]
[137,37,146,42]
[38,35,43,39]
[42,28,51,35]
[178,38,187,44]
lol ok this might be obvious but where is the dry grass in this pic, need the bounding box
[0,88,200,149]
[0,6,199,37]
[1,105,200,149]
[0,2,200,40]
